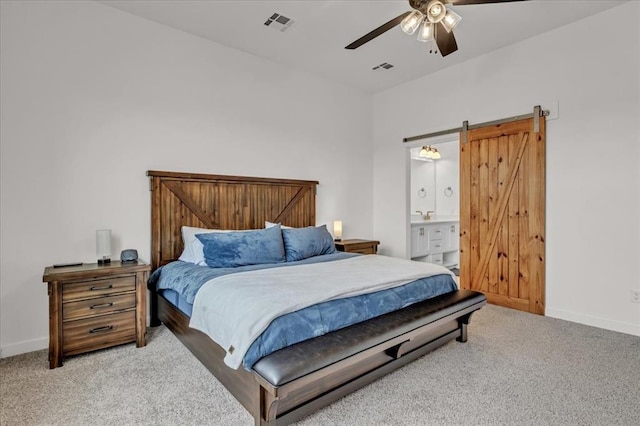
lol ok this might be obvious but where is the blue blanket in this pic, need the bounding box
[149,255,457,370]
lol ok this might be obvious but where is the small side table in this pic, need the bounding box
[42,261,150,368]
[334,239,380,255]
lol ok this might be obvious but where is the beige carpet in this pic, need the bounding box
[1,304,639,425]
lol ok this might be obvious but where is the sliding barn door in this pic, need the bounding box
[459,117,545,315]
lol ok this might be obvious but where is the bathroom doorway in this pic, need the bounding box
[407,138,460,273]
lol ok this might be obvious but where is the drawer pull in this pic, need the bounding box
[90,302,114,309]
[89,325,114,334]
[89,284,113,291]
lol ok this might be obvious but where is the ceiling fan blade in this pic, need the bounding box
[345,11,411,50]
[434,22,458,57]
[444,0,527,5]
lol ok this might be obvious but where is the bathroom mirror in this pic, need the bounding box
[409,141,460,221]
[410,149,436,219]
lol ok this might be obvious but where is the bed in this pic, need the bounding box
[147,170,486,425]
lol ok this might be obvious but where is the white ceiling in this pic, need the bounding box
[98,0,626,93]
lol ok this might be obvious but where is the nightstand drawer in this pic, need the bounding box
[63,293,136,321]
[62,276,135,301]
[63,311,136,355]
[350,247,375,255]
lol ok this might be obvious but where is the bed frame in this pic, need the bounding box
[147,170,486,425]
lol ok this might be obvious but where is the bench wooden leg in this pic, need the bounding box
[456,311,476,343]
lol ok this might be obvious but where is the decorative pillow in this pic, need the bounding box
[196,225,285,268]
[282,225,336,262]
[178,226,244,265]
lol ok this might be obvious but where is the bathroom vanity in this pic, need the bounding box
[410,219,459,268]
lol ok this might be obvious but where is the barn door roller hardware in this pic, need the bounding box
[404,105,549,144]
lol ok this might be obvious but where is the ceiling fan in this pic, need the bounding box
[345,0,526,57]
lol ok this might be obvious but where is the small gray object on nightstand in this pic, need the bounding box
[120,249,138,263]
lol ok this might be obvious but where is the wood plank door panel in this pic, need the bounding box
[460,117,545,315]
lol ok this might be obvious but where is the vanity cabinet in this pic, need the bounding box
[411,221,459,268]
[411,226,429,258]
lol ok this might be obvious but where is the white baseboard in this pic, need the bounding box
[0,337,48,359]
[1,317,154,359]
[546,308,640,336]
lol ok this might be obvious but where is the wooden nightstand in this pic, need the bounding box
[42,261,150,369]
[334,239,380,255]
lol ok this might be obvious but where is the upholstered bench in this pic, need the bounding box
[253,289,487,387]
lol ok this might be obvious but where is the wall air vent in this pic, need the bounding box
[264,13,295,32]
[372,62,394,71]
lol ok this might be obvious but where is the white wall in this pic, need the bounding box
[373,2,640,335]
[0,1,373,356]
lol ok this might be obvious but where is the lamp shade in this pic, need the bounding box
[96,229,112,263]
[333,220,343,241]
[400,10,424,35]
[416,21,434,42]
[441,8,462,33]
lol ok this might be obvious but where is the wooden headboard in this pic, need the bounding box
[148,170,319,270]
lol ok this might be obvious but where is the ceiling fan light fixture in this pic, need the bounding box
[426,0,446,24]
[441,8,462,33]
[400,10,424,35]
[416,21,434,42]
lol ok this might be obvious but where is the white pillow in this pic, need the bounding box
[265,221,292,229]
[179,226,253,265]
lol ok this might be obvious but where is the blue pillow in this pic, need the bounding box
[196,225,285,268]
[282,225,337,262]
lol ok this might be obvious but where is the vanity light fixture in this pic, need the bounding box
[418,145,441,160]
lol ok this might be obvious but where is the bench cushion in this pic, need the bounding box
[252,289,486,386]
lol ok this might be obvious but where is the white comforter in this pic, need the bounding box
[189,255,455,369]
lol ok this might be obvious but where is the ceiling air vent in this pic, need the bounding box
[372,62,394,71]
[264,13,295,32]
